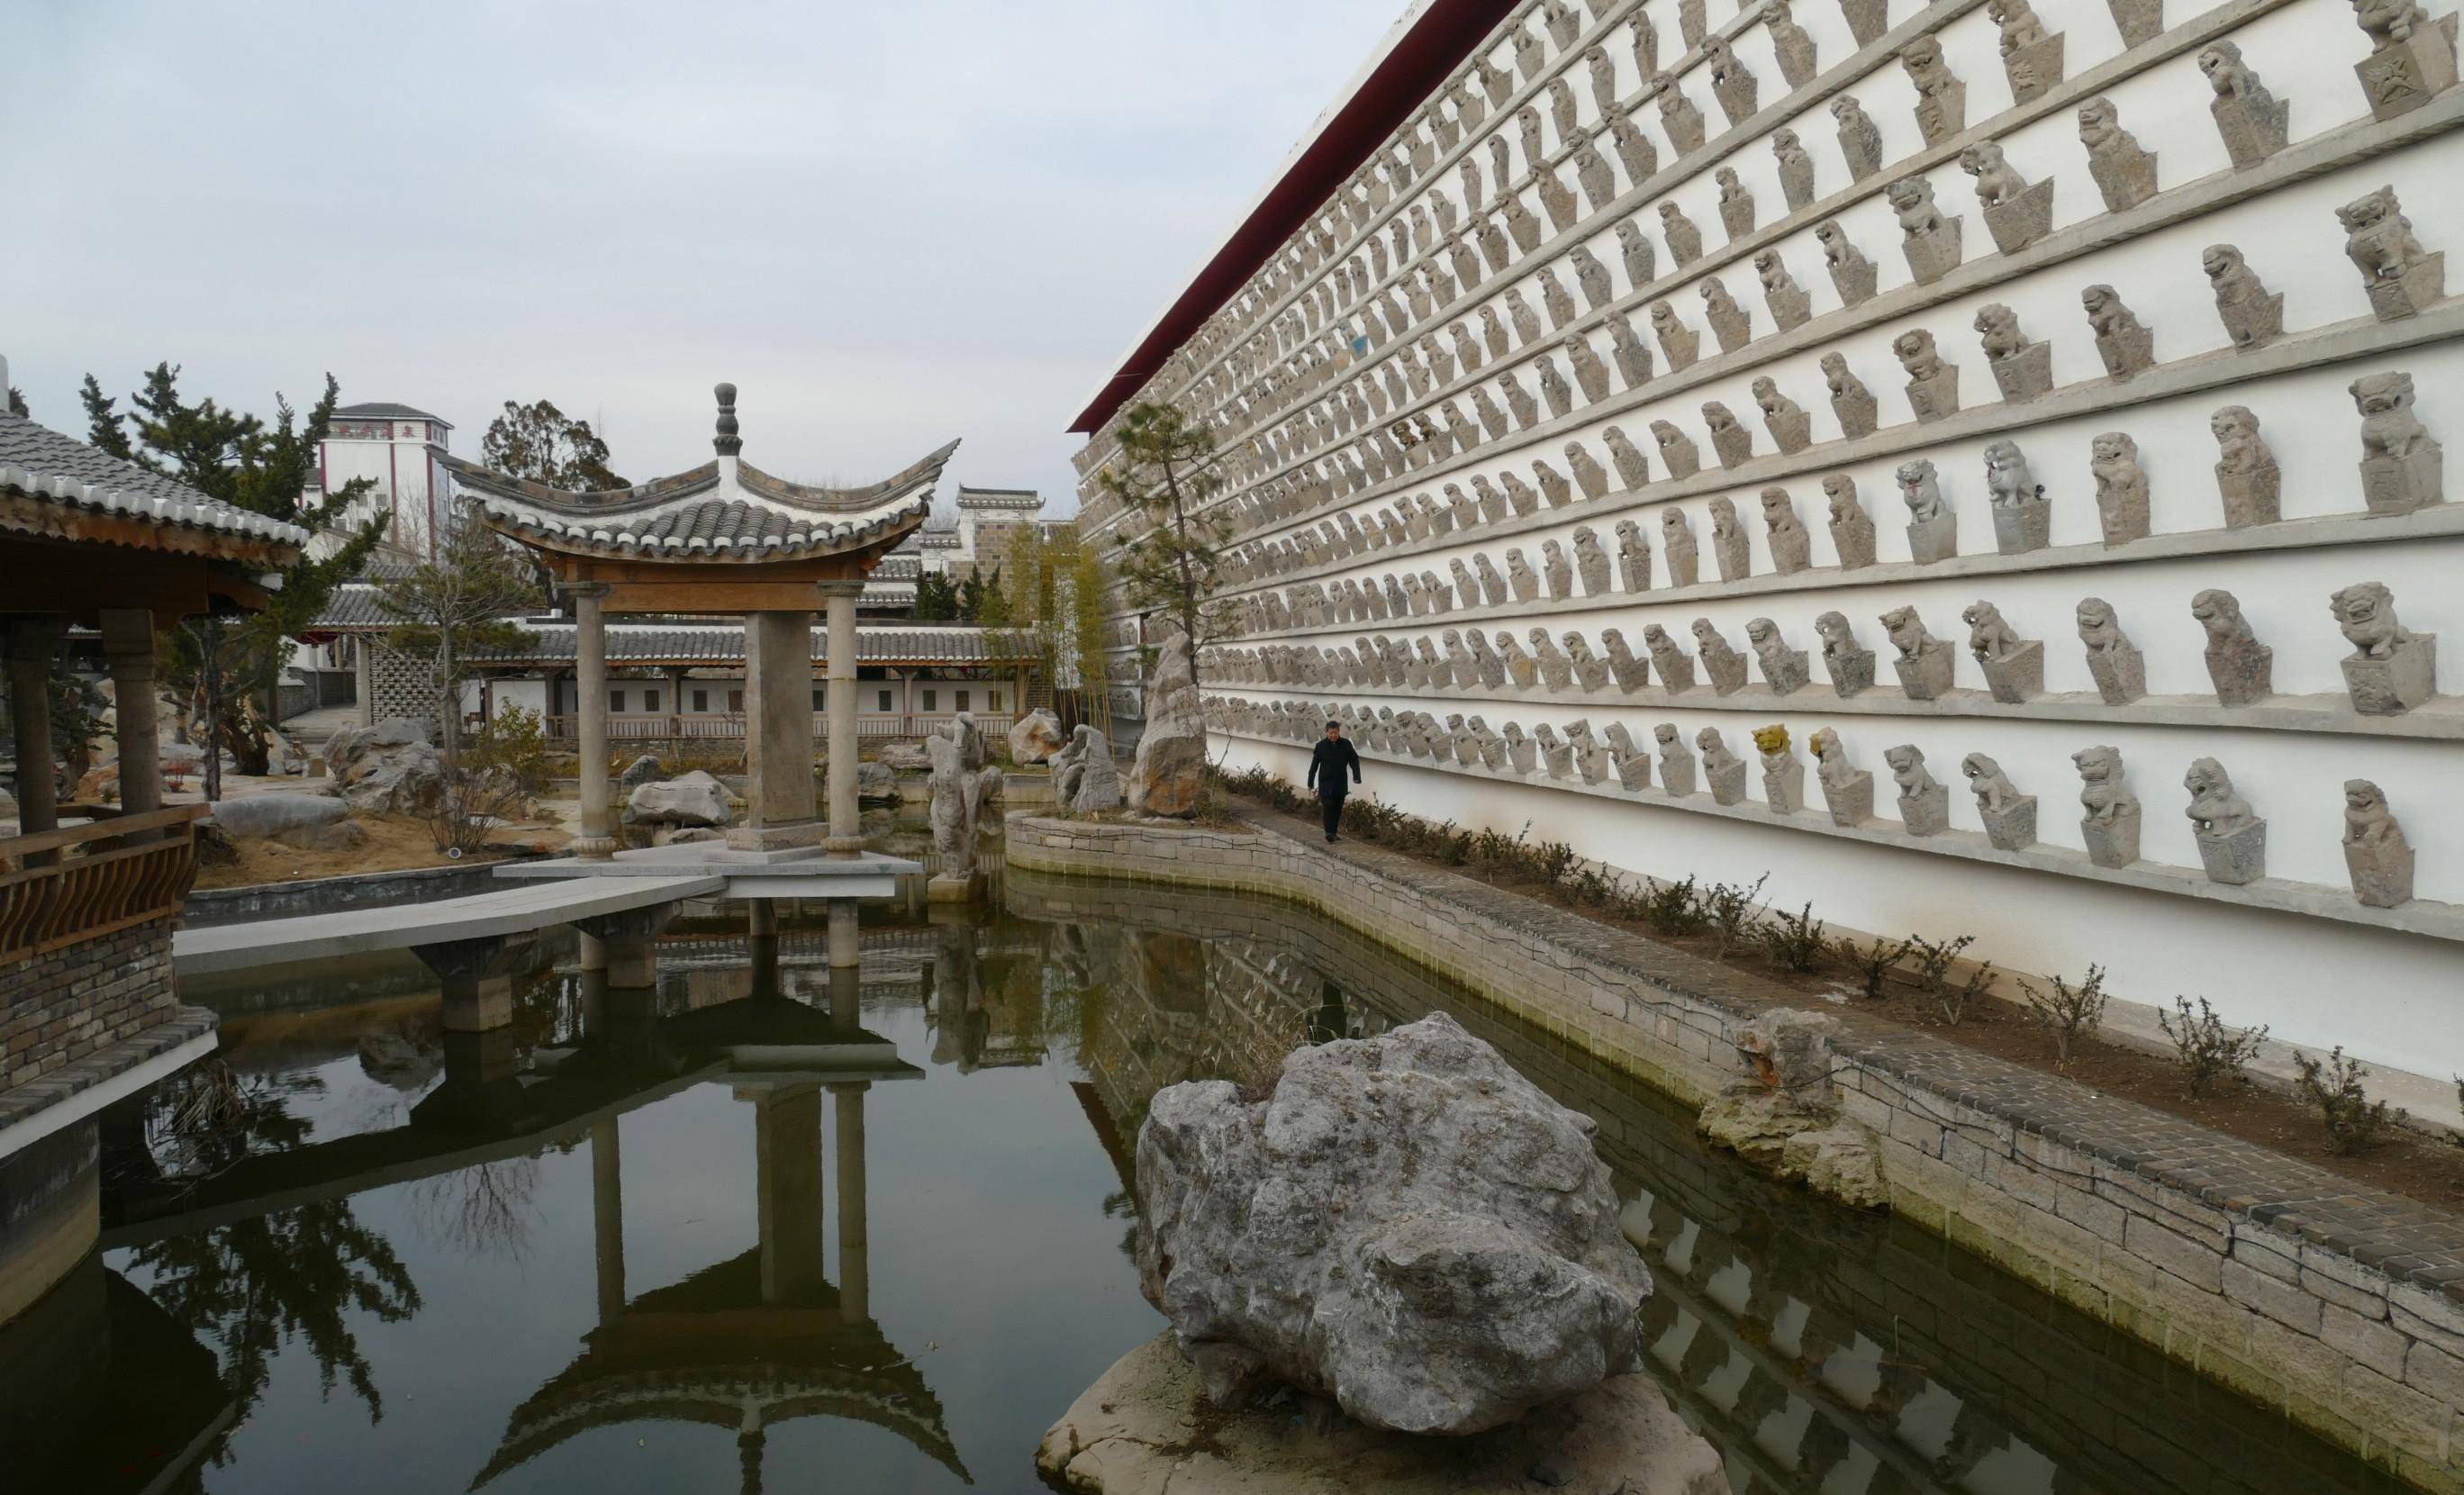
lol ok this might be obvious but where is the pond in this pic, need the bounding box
[1,870,2414,1495]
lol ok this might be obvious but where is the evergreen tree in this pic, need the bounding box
[1095,401,1238,698]
[5,386,25,418]
[375,507,542,768]
[479,399,628,490]
[913,571,960,621]
[89,363,390,793]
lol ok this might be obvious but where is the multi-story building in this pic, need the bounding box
[308,401,457,559]
[1073,1,2464,1088]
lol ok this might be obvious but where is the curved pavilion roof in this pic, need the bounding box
[455,385,958,565]
[469,1248,969,1490]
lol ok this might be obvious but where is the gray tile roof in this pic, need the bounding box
[0,412,311,548]
[460,621,1033,666]
[336,402,451,425]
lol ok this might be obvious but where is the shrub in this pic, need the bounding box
[1905,934,1990,1025]
[467,703,549,794]
[1831,934,1911,1000]
[1700,874,1771,962]
[2293,1047,2404,1153]
[1640,874,1705,935]
[2019,965,2111,1064]
[1759,902,1829,973]
[2158,997,2268,1097]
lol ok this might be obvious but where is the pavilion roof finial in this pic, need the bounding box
[712,382,742,458]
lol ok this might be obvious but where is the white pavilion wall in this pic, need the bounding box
[1082,0,2464,1082]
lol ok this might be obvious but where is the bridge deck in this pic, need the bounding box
[171,872,727,975]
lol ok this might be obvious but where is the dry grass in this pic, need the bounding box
[194,813,564,889]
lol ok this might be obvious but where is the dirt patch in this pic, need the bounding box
[1231,798,2464,1214]
[194,813,565,889]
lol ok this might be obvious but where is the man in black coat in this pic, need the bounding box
[1305,720,1362,842]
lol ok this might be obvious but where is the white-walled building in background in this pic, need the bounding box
[307,402,455,559]
[1072,0,2464,1093]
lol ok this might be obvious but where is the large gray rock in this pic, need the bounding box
[618,754,666,793]
[1135,1012,1653,1435]
[1009,707,1064,765]
[875,741,930,773]
[210,792,349,840]
[1054,725,1120,813]
[324,718,445,816]
[1130,631,1208,817]
[1038,1331,1725,1495]
[855,759,900,804]
[624,770,735,827]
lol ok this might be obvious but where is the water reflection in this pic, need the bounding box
[0,883,2412,1494]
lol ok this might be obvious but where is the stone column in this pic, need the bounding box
[355,642,375,727]
[5,620,61,861]
[828,899,859,971]
[747,1083,826,1306]
[831,1082,870,1322]
[820,581,865,856]
[730,609,819,851]
[591,1117,625,1326]
[98,611,161,835]
[569,584,618,858]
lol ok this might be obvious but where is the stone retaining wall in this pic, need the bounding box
[180,859,527,927]
[1008,812,2464,1490]
[2,920,176,1093]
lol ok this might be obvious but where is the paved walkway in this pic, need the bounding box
[171,871,725,975]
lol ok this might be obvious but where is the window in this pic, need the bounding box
[608,689,624,713]
[922,688,938,712]
[877,689,892,711]
[693,689,709,713]
[643,690,661,713]
[988,688,1001,711]
[956,689,970,712]
[811,688,825,711]
[728,689,745,714]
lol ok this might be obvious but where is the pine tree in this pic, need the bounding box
[479,399,628,490]
[5,387,26,418]
[90,363,391,792]
[374,508,543,769]
[1095,402,1238,701]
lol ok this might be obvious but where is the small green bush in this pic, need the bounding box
[1700,874,1771,962]
[2019,964,2111,1065]
[1759,902,1829,973]
[2293,1047,2404,1154]
[1831,934,1911,1000]
[1905,934,1990,1025]
[2158,996,2268,1097]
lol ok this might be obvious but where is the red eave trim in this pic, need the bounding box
[1067,0,1517,436]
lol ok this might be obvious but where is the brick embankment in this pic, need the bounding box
[1007,812,2464,1491]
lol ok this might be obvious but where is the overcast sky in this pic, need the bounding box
[4,0,1409,514]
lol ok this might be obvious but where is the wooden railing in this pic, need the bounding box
[0,804,203,966]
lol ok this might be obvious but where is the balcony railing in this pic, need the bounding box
[0,803,203,966]
[539,709,1026,746]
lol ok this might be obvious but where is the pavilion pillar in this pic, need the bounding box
[747,1083,826,1306]
[5,621,60,860]
[831,1082,871,1322]
[820,581,865,857]
[568,584,619,858]
[828,899,859,971]
[98,611,162,835]
[729,609,820,851]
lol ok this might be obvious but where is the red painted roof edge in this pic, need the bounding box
[1067,0,1517,436]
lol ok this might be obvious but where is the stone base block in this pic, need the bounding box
[1826,647,1877,697]
[1915,85,1966,145]
[2082,811,2142,868]
[2356,17,2459,122]
[2366,252,2446,321]
[2222,292,2284,350]
[1903,223,1964,285]
[1980,797,2037,850]
[1907,511,1959,564]
[2214,95,2290,169]
[1898,783,1951,837]
[2090,147,2158,213]
[2348,839,2415,908]
[1703,652,1749,695]
[1895,640,1956,699]
[2097,324,2156,382]
[928,873,984,903]
[2206,638,2274,705]
[2360,447,2443,516]
[1989,341,2054,403]
[1906,367,1961,423]
[2099,487,2150,547]
[1762,648,1811,695]
[1768,287,1813,333]
[2197,821,2267,885]
[1616,756,1653,793]
[1831,255,1879,307]
[1979,642,2044,703]
[2088,646,2147,704]
[2219,465,2282,527]
[1662,758,1698,797]
[1983,179,2057,256]
[1708,760,1748,806]
[1833,388,1879,437]
[726,819,829,852]
[1767,411,1814,453]
[567,834,621,860]
[2005,33,2065,103]
[1822,771,1874,827]
[2342,634,2437,715]
[1992,497,2051,555]
[1762,763,1806,815]
[1843,0,1887,44]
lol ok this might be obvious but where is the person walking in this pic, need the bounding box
[1306,720,1362,843]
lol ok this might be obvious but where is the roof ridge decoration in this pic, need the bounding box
[457,381,960,563]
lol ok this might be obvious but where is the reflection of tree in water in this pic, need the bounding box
[122,1063,423,1434]
[409,1160,540,1264]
